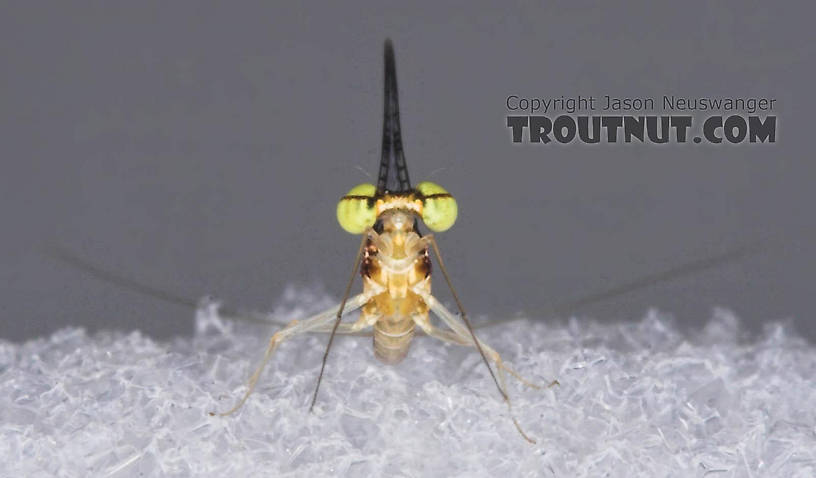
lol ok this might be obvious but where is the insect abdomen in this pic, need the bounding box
[373,318,415,364]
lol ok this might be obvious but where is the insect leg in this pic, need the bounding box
[414,290,550,444]
[414,291,553,390]
[309,230,373,412]
[416,294,531,441]
[420,232,555,444]
[216,292,371,416]
[310,305,381,335]
[421,235,509,400]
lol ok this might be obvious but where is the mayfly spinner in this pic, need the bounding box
[215,39,548,442]
[47,40,766,445]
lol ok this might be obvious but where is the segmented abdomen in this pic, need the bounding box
[373,317,415,364]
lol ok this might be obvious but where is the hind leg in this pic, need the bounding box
[215,292,373,416]
[412,288,557,444]
[412,298,555,391]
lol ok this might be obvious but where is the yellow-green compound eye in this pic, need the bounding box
[417,181,457,232]
[336,183,377,234]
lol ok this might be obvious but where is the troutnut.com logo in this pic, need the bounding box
[506,95,777,144]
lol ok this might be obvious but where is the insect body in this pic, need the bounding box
[219,39,544,442]
[341,183,450,364]
[50,39,761,445]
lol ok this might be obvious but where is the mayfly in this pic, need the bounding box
[46,40,768,444]
[212,39,546,442]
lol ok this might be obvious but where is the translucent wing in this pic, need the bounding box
[44,246,292,328]
[474,242,765,329]
[46,241,766,335]
[376,39,411,195]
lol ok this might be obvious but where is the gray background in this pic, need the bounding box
[2,2,813,342]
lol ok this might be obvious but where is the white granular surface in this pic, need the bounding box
[2,290,815,477]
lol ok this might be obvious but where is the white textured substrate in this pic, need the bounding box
[1,290,815,477]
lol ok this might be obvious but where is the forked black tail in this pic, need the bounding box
[376,39,411,194]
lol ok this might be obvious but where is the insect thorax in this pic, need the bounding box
[363,210,431,298]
